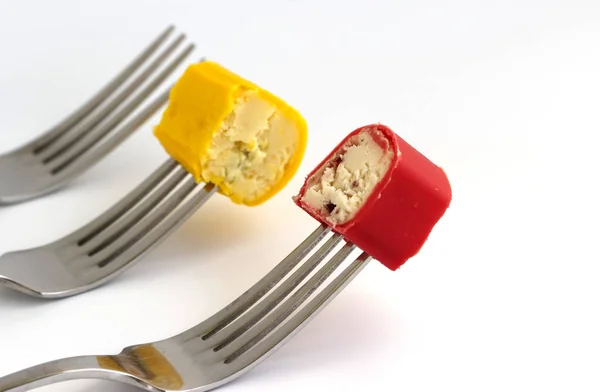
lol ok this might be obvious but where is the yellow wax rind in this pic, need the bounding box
[153,60,307,206]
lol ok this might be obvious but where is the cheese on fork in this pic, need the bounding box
[153,61,307,206]
[300,131,393,225]
[293,124,452,271]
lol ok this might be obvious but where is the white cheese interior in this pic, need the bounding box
[300,129,393,224]
[202,90,298,202]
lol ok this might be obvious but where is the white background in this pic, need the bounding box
[1,0,599,391]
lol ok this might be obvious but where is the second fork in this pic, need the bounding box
[0,158,215,298]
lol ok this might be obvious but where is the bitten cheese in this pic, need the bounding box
[299,130,394,225]
[293,124,452,271]
[153,61,307,206]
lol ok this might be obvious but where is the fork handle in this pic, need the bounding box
[0,356,120,392]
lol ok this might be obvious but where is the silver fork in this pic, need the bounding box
[0,158,217,298]
[0,25,195,205]
[0,224,371,392]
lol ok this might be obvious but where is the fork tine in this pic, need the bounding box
[39,35,192,164]
[213,242,358,360]
[208,233,344,349]
[52,87,171,180]
[59,159,180,246]
[83,175,206,268]
[177,224,333,344]
[79,166,190,257]
[47,47,196,175]
[225,251,371,372]
[31,26,175,154]
[82,182,216,284]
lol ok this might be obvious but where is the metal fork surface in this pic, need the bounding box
[0,225,371,392]
[0,25,195,205]
[0,158,216,298]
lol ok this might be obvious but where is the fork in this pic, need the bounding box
[0,25,195,205]
[0,224,371,392]
[0,158,217,298]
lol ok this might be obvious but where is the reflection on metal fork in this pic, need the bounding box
[0,225,371,392]
[0,158,216,298]
[0,25,196,205]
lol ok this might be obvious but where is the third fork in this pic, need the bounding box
[0,224,371,392]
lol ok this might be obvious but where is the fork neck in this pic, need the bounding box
[0,355,153,392]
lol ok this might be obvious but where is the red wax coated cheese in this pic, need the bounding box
[292,124,451,270]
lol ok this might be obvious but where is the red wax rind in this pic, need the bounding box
[292,124,452,271]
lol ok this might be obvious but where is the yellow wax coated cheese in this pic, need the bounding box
[153,61,308,206]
